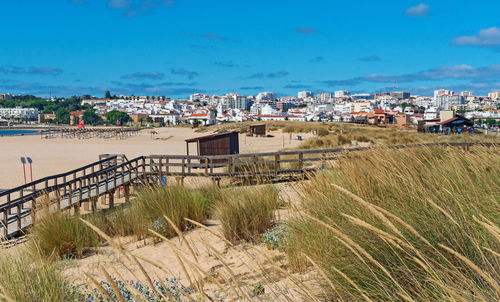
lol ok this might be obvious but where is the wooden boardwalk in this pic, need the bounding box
[1,142,498,239]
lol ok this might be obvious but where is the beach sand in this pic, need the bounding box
[0,127,308,189]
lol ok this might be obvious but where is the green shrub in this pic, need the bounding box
[213,186,279,242]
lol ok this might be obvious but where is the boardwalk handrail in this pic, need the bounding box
[0,156,118,198]
[145,142,500,179]
[0,155,147,238]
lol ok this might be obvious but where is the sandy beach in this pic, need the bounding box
[0,127,307,189]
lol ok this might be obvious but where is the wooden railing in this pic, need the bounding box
[146,142,500,180]
[0,155,147,238]
[1,141,498,239]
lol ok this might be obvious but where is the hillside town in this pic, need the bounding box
[1,90,500,131]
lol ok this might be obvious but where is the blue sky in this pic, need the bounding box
[0,0,499,98]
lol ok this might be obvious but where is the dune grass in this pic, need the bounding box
[27,185,221,260]
[123,185,220,239]
[286,146,500,301]
[213,186,279,243]
[0,253,82,301]
[27,211,101,260]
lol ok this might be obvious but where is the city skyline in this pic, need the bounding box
[1,0,500,98]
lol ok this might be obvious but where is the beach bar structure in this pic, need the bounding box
[185,131,239,157]
[248,124,266,137]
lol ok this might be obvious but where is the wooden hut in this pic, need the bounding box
[185,131,239,157]
[248,124,266,137]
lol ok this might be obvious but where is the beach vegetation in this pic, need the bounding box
[213,186,279,243]
[286,146,500,301]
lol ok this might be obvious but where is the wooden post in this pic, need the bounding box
[182,157,186,177]
[321,151,327,169]
[68,183,73,207]
[3,210,8,238]
[31,197,37,224]
[91,197,97,212]
[16,203,22,232]
[78,179,83,203]
[141,157,146,182]
[204,158,209,176]
[109,191,115,209]
[124,185,130,203]
[159,158,163,185]
[165,158,170,177]
[298,152,304,175]
[63,176,67,198]
[274,154,280,177]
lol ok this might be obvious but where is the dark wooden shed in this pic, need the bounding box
[185,131,239,157]
[248,124,266,137]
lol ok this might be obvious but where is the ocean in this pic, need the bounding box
[0,129,40,137]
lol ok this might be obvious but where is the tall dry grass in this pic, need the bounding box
[213,186,279,242]
[0,253,82,301]
[287,146,500,301]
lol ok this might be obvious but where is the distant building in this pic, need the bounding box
[435,95,464,110]
[38,113,56,123]
[488,92,500,100]
[82,99,109,106]
[391,91,410,100]
[0,107,39,119]
[352,93,372,100]
[461,91,473,97]
[298,91,313,99]
[0,93,13,100]
[335,90,350,98]
[317,92,333,102]
[434,89,454,99]
[256,92,276,101]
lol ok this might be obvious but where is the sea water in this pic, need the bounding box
[0,129,39,137]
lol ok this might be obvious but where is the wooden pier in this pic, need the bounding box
[0,142,498,240]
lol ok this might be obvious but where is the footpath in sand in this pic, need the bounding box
[0,128,310,189]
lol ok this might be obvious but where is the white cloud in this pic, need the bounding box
[451,27,500,47]
[405,3,429,17]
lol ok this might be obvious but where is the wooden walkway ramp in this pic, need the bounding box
[1,142,498,239]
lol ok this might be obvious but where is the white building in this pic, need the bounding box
[256,92,276,102]
[434,89,454,99]
[298,91,313,99]
[0,107,39,119]
[335,90,351,98]
[317,93,333,102]
[435,95,464,110]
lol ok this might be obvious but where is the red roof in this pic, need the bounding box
[70,110,84,116]
[439,116,470,125]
